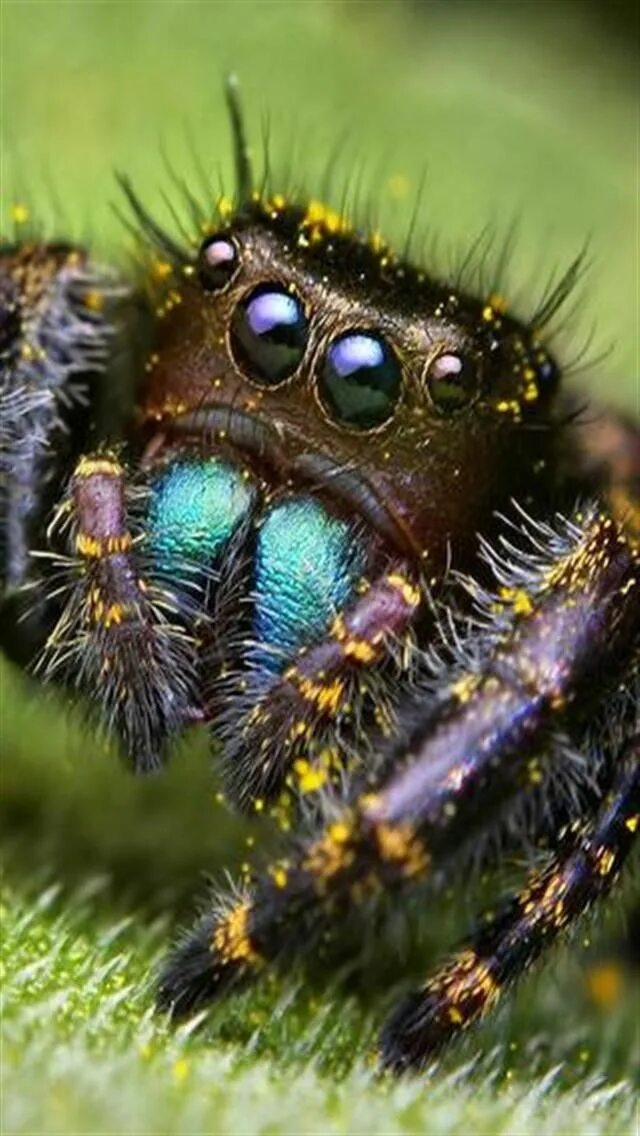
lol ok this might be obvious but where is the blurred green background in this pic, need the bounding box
[1,3,638,1134]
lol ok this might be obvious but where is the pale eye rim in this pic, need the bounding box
[314,326,405,435]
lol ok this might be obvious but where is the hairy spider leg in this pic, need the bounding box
[379,735,639,1070]
[157,505,639,1021]
[0,243,117,659]
[214,564,423,810]
[36,451,201,771]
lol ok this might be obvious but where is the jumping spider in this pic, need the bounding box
[1,81,638,1073]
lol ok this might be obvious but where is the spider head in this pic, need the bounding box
[139,198,561,566]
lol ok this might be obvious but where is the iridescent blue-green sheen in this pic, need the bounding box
[253,496,365,672]
[148,459,255,573]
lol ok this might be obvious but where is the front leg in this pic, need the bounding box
[0,242,118,599]
[214,564,423,809]
[36,451,200,771]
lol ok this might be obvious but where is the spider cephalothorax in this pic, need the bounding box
[1,81,638,1072]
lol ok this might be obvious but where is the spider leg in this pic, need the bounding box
[157,504,639,1017]
[215,564,423,809]
[35,451,201,771]
[0,243,118,601]
[379,733,639,1071]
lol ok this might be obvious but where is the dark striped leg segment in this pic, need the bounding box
[158,507,639,1024]
[379,735,639,1071]
[36,451,200,771]
[216,564,423,809]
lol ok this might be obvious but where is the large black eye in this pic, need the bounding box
[230,283,308,386]
[197,234,239,292]
[424,352,480,413]
[318,331,402,430]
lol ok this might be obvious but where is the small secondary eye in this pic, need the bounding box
[230,283,309,386]
[424,352,480,413]
[197,235,239,292]
[318,331,402,430]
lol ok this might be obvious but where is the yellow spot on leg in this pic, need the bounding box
[212,903,260,964]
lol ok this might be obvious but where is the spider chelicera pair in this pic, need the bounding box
[0,81,637,1072]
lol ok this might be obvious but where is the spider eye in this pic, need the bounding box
[230,283,309,386]
[318,331,402,430]
[197,234,239,292]
[424,352,480,413]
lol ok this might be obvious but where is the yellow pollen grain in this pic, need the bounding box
[495,399,522,417]
[304,820,354,881]
[450,673,479,704]
[302,199,350,238]
[328,821,351,844]
[293,759,327,793]
[374,822,430,878]
[269,864,288,889]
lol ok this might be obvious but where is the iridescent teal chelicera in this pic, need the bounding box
[252,496,366,672]
[148,459,255,574]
